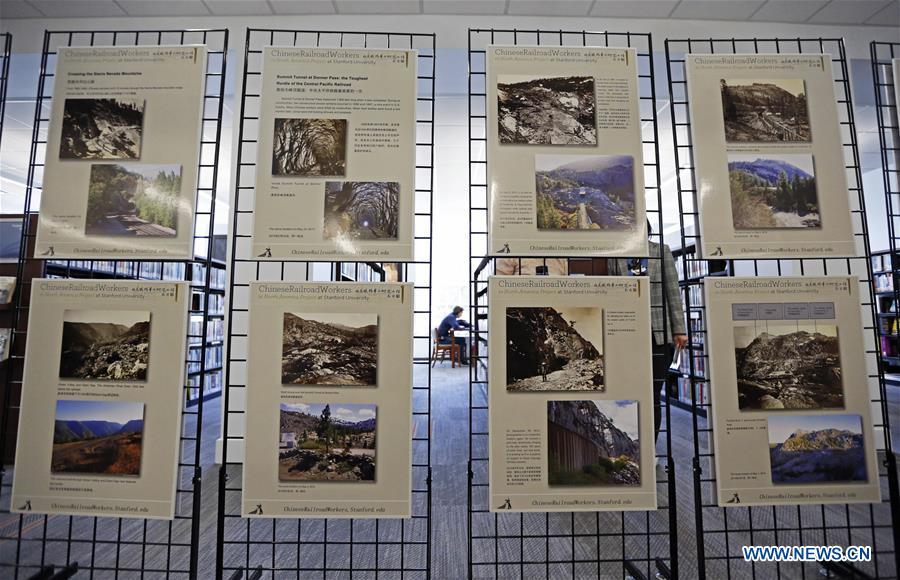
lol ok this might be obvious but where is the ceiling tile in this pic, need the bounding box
[270,0,336,14]
[205,0,273,15]
[117,0,209,16]
[28,0,126,18]
[750,0,829,22]
[589,0,679,18]
[670,0,767,20]
[807,0,891,23]
[865,0,899,24]
[0,0,45,17]
[334,0,421,13]
[423,0,506,14]
[506,0,593,16]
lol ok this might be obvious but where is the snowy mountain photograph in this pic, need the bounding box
[768,414,867,484]
[727,154,819,229]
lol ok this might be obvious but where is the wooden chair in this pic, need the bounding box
[432,328,460,368]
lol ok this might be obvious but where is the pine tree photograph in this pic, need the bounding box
[727,154,819,229]
[85,163,182,236]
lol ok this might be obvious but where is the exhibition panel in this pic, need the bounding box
[0,28,229,579]
[468,28,678,580]
[216,28,435,578]
[666,37,900,579]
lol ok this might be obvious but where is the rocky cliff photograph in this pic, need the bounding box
[323,181,400,241]
[51,399,145,476]
[59,98,145,160]
[728,154,819,229]
[282,312,378,386]
[279,402,376,482]
[720,78,811,142]
[86,163,182,237]
[547,400,640,486]
[535,154,636,230]
[506,306,604,392]
[497,75,596,145]
[272,118,347,177]
[59,310,151,381]
[768,414,867,484]
[733,322,843,410]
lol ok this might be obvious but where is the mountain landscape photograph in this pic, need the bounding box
[86,163,182,236]
[282,312,378,386]
[728,154,819,229]
[734,322,843,411]
[768,414,867,484]
[51,399,145,476]
[547,400,640,486]
[279,402,376,482]
[497,75,596,145]
[272,118,347,177]
[59,98,145,160]
[535,155,636,230]
[506,306,604,392]
[720,78,810,142]
[59,310,151,381]
[323,181,400,241]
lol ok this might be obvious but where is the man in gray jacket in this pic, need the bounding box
[608,224,687,442]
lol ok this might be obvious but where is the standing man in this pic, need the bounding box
[608,222,688,442]
[438,306,472,365]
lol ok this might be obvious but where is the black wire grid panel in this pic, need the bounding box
[216,29,435,579]
[0,29,229,578]
[0,33,12,148]
[467,28,677,580]
[666,38,900,579]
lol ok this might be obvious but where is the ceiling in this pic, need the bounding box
[0,0,897,26]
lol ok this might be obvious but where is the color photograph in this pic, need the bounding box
[506,306,604,392]
[281,312,378,386]
[547,400,640,486]
[720,78,810,142]
[59,310,151,381]
[323,181,400,241]
[279,403,376,482]
[497,75,596,145]
[86,163,182,236]
[272,118,347,176]
[59,98,145,160]
[768,414,867,484]
[535,155,635,230]
[728,154,819,229]
[734,322,843,411]
[51,399,144,476]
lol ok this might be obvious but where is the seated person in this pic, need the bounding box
[437,306,471,365]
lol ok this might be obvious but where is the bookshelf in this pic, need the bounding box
[871,250,900,377]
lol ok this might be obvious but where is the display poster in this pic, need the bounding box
[685,54,855,259]
[486,46,648,257]
[251,48,416,261]
[242,282,413,517]
[35,46,207,259]
[12,279,189,518]
[488,276,656,512]
[704,276,881,507]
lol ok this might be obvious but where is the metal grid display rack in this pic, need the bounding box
[0,28,229,578]
[665,37,900,579]
[467,28,678,580]
[0,33,11,145]
[215,29,435,579]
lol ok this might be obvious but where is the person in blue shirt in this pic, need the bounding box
[437,306,472,365]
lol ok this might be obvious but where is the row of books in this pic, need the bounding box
[189,317,225,343]
[872,253,895,274]
[874,272,894,292]
[187,343,223,371]
[187,370,223,404]
[671,376,710,407]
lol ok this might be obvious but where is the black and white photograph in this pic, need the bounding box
[720,78,811,143]
[497,75,596,145]
[768,414,867,484]
[59,98,145,160]
[279,403,376,482]
[86,163,182,237]
[728,154,819,229]
[59,310,151,381]
[52,400,145,477]
[272,118,347,177]
[281,312,378,386]
[506,306,604,392]
[734,322,843,410]
[323,181,400,241]
[547,400,640,486]
[535,155,636,230]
